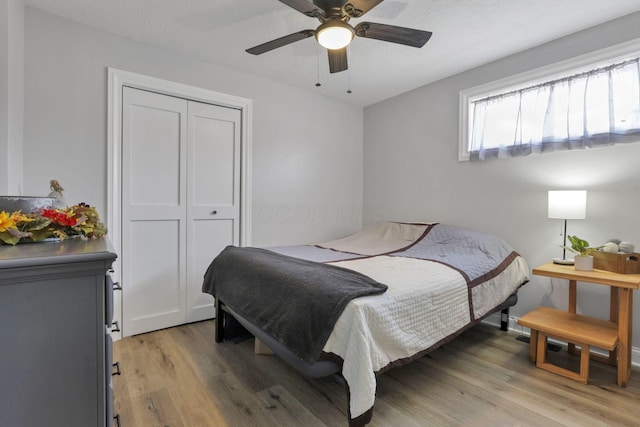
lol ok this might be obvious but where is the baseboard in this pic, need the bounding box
[482,313,640,368]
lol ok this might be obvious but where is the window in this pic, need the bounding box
[459,40,640,161]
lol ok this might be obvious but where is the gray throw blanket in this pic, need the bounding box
[202,246,388,363]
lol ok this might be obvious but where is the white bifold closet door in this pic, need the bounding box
[121,87,240,336]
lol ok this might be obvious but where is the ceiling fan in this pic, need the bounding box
[246,0,433,73]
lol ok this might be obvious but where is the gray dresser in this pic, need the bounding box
[0,238,118,427]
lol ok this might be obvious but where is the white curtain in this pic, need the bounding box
[469,58,640,160]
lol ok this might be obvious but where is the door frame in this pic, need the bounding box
[106,68,252,338]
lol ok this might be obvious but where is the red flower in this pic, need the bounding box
[41,208,78,227]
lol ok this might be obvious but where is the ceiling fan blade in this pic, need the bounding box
[343,0,384,18]
[355,22,432,48]
[246,30,315,55]
[279,0,325,18]
[328,47,348,73]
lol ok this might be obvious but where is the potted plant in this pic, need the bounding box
[563,235,601,271]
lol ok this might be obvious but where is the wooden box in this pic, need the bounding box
[593,251,640,274]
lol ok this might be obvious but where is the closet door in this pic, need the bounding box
[186,102,241,323]
[121,87,241,336]
[122,87,188,336]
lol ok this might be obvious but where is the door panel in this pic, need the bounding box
[186,101,241,323]
[122,87,188,336]
[128,106,182,206]
[128,220,184,333]
[187,218,236,322]
[191,115,236,206]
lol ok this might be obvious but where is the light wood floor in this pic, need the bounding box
[113,321,640,426]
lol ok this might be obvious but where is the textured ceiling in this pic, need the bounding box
[23,0,640,106]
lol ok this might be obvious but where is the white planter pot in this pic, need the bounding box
[574,255,594,271]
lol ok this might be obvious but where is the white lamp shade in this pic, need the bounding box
[548,190,587,219]
[316,23,354,50]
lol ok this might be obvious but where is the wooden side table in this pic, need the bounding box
[531,262,640,386]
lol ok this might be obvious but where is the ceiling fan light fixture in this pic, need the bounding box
[316,21,354,50]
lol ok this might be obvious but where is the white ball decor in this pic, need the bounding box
[603,242,619,253]
[618,241,635,254]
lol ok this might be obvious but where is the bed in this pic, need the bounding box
[202,221,530,426]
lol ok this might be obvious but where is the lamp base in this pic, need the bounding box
[553,257,575,265]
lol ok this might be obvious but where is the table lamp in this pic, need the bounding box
[548,190,587,265]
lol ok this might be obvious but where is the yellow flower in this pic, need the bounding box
[0,211,17,232]
[11,211,35,223]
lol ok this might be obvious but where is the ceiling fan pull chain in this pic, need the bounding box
[347,45,352,94]
[316,44,322,87]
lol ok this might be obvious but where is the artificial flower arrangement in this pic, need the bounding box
[0,202,107,245]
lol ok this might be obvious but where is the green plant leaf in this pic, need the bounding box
[0,230,20,245]
[563,235,602,256]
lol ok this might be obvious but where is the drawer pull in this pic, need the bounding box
[112,362,121,376]
[111,321,120,333]
[112,281,122,291]
[114,413,121,427]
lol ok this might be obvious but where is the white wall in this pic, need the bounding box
[363,12,640,355]
[0,0,24,195]
[22,7,363,246]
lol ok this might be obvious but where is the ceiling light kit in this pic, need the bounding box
[246,0,432,82]
[316,19,355,49]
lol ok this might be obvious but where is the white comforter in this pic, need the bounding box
[311,221,530,420]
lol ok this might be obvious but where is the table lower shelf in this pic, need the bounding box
[518,306,619,383]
